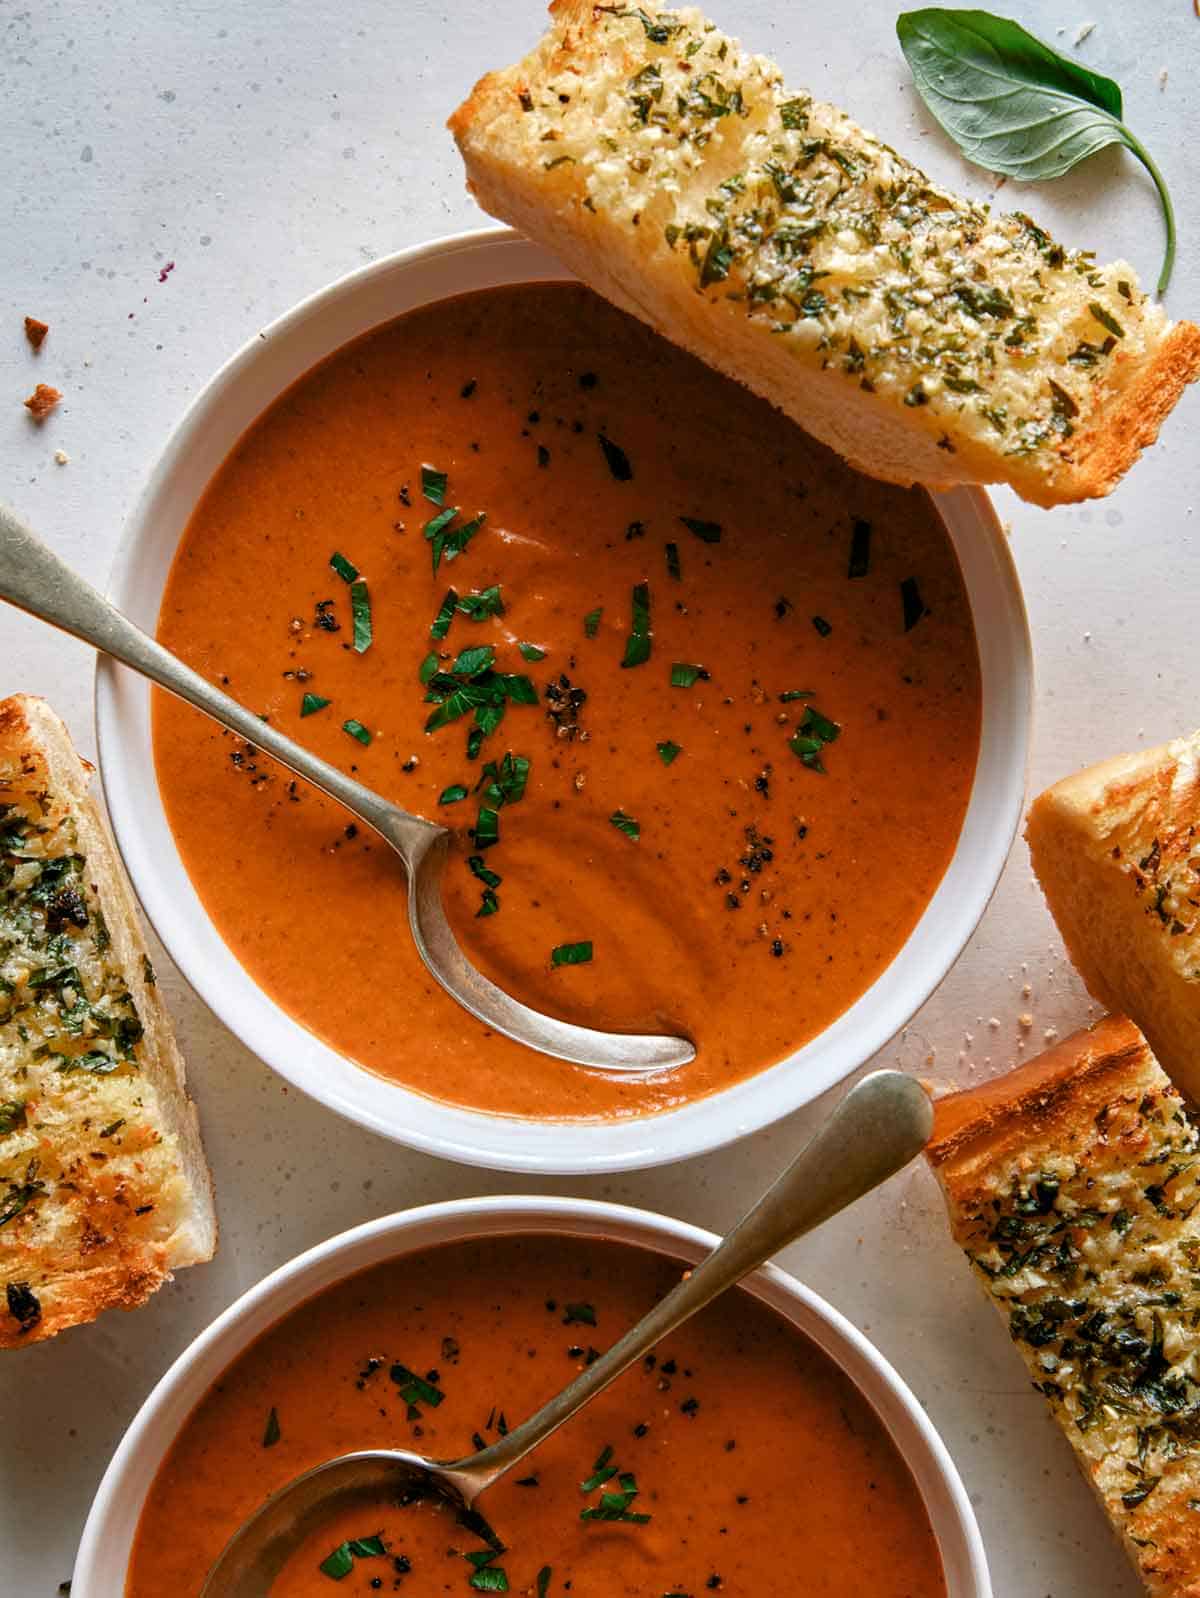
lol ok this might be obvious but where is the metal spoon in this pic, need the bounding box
[200,1069,932,1595]
[0,503,692,1071]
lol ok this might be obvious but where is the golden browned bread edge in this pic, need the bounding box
[0,695,216,1348]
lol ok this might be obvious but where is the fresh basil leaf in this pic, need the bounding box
[656,739,682,765]
[474,807,501,849]
[778,690,815,703]
[349,579,372,653]
[262,1407,281,1448]
[418,652,440,685]
[468,855,502,890]
[519,641,547,662]
[320,1544,355,1580]
[422,464,449,505]
[329,550,359,583]
[583,607,603,638]
[342,719,372,746]
[665,541,681,581]
[453,644,496,679]
[458,585,505,621]
[621,581,652,668]
[901,575,928,631]
[551,941,593,967]
[470,1568,509,1592]
[439,784,469,805]
[896,8,1176,293]
[300,693,331,717]
[501,674,539,705]
[848,517,871,579]
[537,1568,552,1598]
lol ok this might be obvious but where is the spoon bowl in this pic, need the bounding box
[200,1069,932,1596]
[0,502,693,1074]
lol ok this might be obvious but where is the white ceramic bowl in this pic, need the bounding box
[72,1197,991,1598]
[95,227,1032,1174]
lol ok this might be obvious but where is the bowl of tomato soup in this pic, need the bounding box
[72,1197,990,1597]
[96,228,1031,1171]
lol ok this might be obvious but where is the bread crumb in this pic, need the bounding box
[987,1017,1000,1030]
[1019,1012,1033,1029]
[1022,983,1032,998]
[1159,68,1169,89]
[1043,1026,1060,1043]
[53,449,69,466]
[23,317,48,351]
[24,383,61,421]
[1074,20,1096,44]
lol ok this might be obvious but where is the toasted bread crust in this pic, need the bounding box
[0,696,215,1348]
[930,1019,1200,1596]
[450,1,1200,507]
[1026,730,1200,1103]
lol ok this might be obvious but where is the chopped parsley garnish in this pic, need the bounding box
[900,576,928,632]
[789,705,840,773]
[680,516,721,544]
[342,719,371,746]
[811,614,832,637]
[431,588,459,640]
[656,739,682,765]
[262,1407,281,1448]
[583,607,603,638]
[670,662,708,688]
[610,810,640,841]
[598,434,633,481]
[440,784,469,805]
[551,941,593,968]
[458,585,505,621]
[579,1448,650,1524]
[564,1302,597,1326]
[665,541,681,580]
[319,1536,386,1580]
[300,693,331,717]
[349,579,372,653]
[422,464,449,505]
[621,581,652,668]
[390,1363,444,1415]
[848,517,871,579]
[329,550,359,583]
[519,641,547,662]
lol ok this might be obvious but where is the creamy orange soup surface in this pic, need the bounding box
[153,281,981,1118]
[126,1234,946,1597]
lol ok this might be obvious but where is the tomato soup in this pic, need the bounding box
[126,1234,946,1597]
[153,282,980,1117]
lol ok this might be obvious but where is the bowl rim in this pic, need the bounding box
[71,1195,992,1598]
[94,224,1033,1174]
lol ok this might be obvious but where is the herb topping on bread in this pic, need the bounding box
[0,695,215,1347]
[450,1,1200,506]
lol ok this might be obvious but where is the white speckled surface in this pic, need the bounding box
[1,2,1197,1592]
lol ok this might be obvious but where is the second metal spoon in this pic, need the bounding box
[201,1069,932,1595]
[0,503,693,1072]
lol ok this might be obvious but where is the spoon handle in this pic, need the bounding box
[447,1069,932,1498]
[0,502,438,859]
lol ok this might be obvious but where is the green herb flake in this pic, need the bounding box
[598,434,633,481]
[319,1536,386,1581]
[537,1569,552,1598]
[1089,300,1126,338]
[262,1407,281,1448]
[329,550,359,583]
[670,662,708,688]
[621,581,652,669]
[440,784,469,805]
[469,1568,509,1592]
[610,810,640,841]
[519,642,548,662]
[349,579,372,653]
[431,588,459,640]
[583,607,603,638]
[665,541,681,581]
[342,719,372,746]
[656,740,682,766]
[389,1363,445,1410]
[778,690,815,703]
[300,693,331,717]
[680,516,721,544]
[848,517,872,579]
[565,1301,597,1325]
[418,652,440,685]
[551,941,593,968]
[458,585,505,621]
[900,576,928,632]
[811,615,832,637]
[421,464,449,506]
[789,705,841,773]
